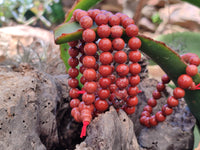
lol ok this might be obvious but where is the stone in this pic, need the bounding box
[0,25,65,75]
[0,64,70,150]
[159,3,200,30]
[138,17,156,32]
[76,107,140,150]
[138,99,195,149]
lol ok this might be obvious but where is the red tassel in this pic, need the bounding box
[80,121,89,138]
[138,90,142,93]
[78,90,86,94]
[195,83,200,90]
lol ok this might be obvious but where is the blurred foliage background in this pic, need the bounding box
[0,0,65,28]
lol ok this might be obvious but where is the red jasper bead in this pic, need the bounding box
[140,116,147,125]
[76,10,88,22]
[95,99,109,112]
[152,90,161,99]
[155,111,166,122]
[70,99,80,108]
[129,75,140,86]
[128,86,139,97]
[143,117,151,127]
[82,29,96,42]
[71,107,81,122]
[68,47,79,58]
[79,65,86,74]
[110,25,123,38]
[79,54,85,63]
[89,9,101,20]
[162,104,173,116]
[108,15,120,26]
[143,105,152,113]
[109,84,118,93]
[161,74,170,84]
[99,65,112,77]
[147,98,157,107]
[167,96,179,107]
[78,101,94,112]
[80,76,87,85]
[83,56,96,68]
[126,96,138,106]
[84,43,97,56]
[98,38,112,52]
[177,74,193,89]
[112,38,125,51]
[73,9,82,19]
[125,24,138,37]
[81,109,92,123]
[156,82,166,92]
[124,106,136,115]
[98,88,110,99]
[118,14,129,22]
[116,64,129,77]
[100,52,113,65]
[82,93,95,105]
[68,40,78,47]
[79,16,93,29]
[173,87,185,99]
[97,24,111,38]
[93,63,99,70]
[141,111,151,117]
[68,68,79,78]
[189,56,200,66]
[116,77,129,89]
[129,63,141,75]
[95,13,109,26]
[121,17,134,28]
[186,65,198,76]
[99,77,111,89]
[128,50,141,63]
[83,68,96,81]
[108,74,116,83]
[115,88,128,100]
[68,57,79,68]
[114,51,127,64]
[84,82,97,94]
[128,37,141,50]
[149,115,158,126]
[69,88,80,98]
[68,78,79,88]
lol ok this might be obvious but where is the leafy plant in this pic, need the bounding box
[0,0,64,27]
[156,32,200,57]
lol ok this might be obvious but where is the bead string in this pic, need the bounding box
[140,54,200,127]
[67,8,200,135]
[68,9,142,138]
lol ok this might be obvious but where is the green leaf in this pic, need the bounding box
[156,32,200,57]
[54,22,97,44]
[181,0,200,8]
[64,0,102,23]
[60,43,70,71]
